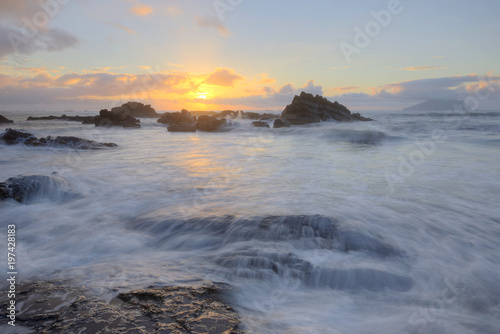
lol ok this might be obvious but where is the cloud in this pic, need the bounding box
[205,68,243,87]
[0,24,78,59]
[207,80,324,109]
[403,66,448,71]
[195,16,231,37]
[107,22,136,34]
[129,0,153,16]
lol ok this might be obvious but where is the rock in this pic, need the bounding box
[27,114,97,123]
[112,101,159,118]
[1,128,117,149]
[0,173,82,203]
[158,109,196,125]
[0,114,14,123]
[273,118,290,128]
[0,128,34,144]
[252,121,270,128]
[217,110,277,120]
[167,124,197,132]
[278,91,373,125]
[95,109,141,128]
[0,281,244,334]
[196,116,228,132]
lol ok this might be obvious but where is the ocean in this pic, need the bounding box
[1,109,499,333]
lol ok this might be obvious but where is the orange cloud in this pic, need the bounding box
[205,68,244,87]
[403,66,448,71]
[129,0,153,16]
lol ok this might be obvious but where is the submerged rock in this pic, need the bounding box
[168,124,197,132]
[0,114,14,123]
[0,281,244,334]
[27,114,97,123]
[0,128,118,149]
[95,109,141,128]
[276,91,373,126]
[0,173,82,203]
[196,115,227,132]
[252,121,270,128]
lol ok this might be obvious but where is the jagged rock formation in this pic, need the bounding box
[95,109,141,128]
[0,281,244,334]
[275,92,372,127]
[0,114,14,123]
[196,116,228,132]
[0,128,117,149]
[111,101,159,118]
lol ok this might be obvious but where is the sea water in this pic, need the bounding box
[0,110,499,333]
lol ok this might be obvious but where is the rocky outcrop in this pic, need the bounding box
[168,124,197,132]
[1,128,117,149]
[0,281,244,334]
[196,115,228,132]
[27,114,97,123]
[275,92,372,127]
[112,101,159,118]
[0,173,82,203]
[252,121,270,128]
[273,118,290,128]
[158,109,196,125]
[95,109,141,128]
[219,110,277,120]
[0,114,13,123]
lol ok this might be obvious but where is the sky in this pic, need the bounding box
[0,0,499,112]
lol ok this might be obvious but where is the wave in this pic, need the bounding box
[0,173,82,204]
[128,215,411,292]
[321,129,403,145]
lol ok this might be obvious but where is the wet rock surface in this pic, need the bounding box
[112,101,159,118]
[0,114,14,123]
[196,116,228,132]
[27,115,97,123]
[95,109,141,128]
[277,91,373,126]
[1,128,117,149]
[0,173,82,203]
[0,281,244,334]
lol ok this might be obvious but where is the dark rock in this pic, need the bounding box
[0,128,34,144]
[273,118,290,128]
[0,281,244,334]
[217,110,277,120]
[1,128,117,149]
[278,91,373,125]
[0,114,14,123]
[112,101,159,118]
[158,109,196,125]
[167,124,197,132]
[95,109,141,128]
[27,114,97,123]
[0,173,82,203]
[196,115,227,132]
[252,121,270,128]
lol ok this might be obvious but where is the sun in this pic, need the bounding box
[196,93,208,99]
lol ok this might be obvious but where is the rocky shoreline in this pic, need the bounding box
[0,281,244,334]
